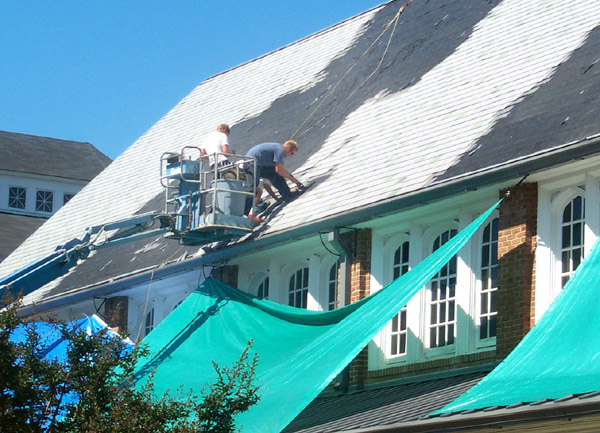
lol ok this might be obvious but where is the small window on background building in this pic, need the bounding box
[561,196,585,288]
[479,218,499,340]
[144,308,155,336]
[63,192,74,205]
[36,189,53,213]
[8,186,26,209]
[390,241,409,357]
[257,276,270,300]
[429,229,457,348]
[328,262,339,310]
[289,267,309,309]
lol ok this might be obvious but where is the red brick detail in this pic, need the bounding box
[343,229,372,388]
[367,351,495,384]
[346,229,372,304]
[497,182,537,358]
[104,296,129,334]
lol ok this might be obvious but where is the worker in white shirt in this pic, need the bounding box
[200,123,232,168]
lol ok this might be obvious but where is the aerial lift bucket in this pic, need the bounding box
[160,147,257,245]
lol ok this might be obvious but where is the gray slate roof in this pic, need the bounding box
[283,369,488,433]
[283,369,600,432]
[2,0,600,306]
[0,213,46,263]
[0,130,111,181]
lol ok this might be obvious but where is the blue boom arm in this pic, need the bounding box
[0,212,171,300]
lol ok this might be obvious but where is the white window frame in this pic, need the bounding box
[249,271,270,300]
[536,172,600,322]
[35,188,54,213]
[422,223,459,358]
[474,215,499,348]
[237,240,349,312]
[319,257,340,311]
[283,261,310,309]
[144,307,155,337]
[370,205,499,369]
[8,185,26,209]
[558,194,585,288]
[382,233,411,363]
[537,184,586,321]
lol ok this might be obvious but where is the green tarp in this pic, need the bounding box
[434,233,600,416]
[132,200,500,433]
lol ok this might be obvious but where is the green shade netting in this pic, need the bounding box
[434,233,600,416]
[132,200,500,433]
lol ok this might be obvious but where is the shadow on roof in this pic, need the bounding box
[229,0,499,178]
[433,24,600,183]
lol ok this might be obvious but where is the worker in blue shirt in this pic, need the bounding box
[245,140,304,217]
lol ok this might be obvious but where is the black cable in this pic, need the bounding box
[505,174,529,197]
[319,231,341,257]
[93,297,107,320]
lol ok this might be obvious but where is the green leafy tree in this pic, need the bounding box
[196,344,260,432]
[0,300,260,433]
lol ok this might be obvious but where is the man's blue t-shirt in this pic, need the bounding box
[246,142,284,167]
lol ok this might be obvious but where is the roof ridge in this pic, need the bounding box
[200,1,388,86]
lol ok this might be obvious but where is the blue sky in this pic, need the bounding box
[1,1,383,160]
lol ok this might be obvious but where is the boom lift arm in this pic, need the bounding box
[0,148,258,300]
[0,212,172,299]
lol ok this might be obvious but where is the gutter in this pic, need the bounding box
[19,134,600,315]
[339,397,600,432]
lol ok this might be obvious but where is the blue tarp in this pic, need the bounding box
[9,314,131,412]
[132,200,501,433]
[10,314,125,363]
[434,235,600,414]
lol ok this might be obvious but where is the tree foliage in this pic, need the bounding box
[196,345,260,432]
[0,301,259,433]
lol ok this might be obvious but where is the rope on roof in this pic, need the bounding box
[291,0,414,141]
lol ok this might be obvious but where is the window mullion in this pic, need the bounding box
[307,256,320,311]
[584,174,599,257]
[455,211,472,355]
[407,223,423,363]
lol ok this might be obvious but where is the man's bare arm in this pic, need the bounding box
[275,163,303,187]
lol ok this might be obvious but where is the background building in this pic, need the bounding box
[0,130,111,262]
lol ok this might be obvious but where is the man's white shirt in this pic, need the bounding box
[201,131,229,166]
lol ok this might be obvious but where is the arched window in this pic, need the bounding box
[537,185,588,322]
[144,308,155,337]
[327,262,339,310]
[479,218,498,340]
[390,241,409,356]
[289,267,309,309]
[257,276,270,300]
[561,195,585,288]
[429,229,457,348]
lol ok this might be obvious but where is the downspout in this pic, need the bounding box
[327,228,355,392]
[327,229,354,307]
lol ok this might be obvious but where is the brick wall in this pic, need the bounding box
[344,229,372,388]
[349,229,372,304]
[368,351,496,384]
[496,182,538,358]
[104,296,129,334]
